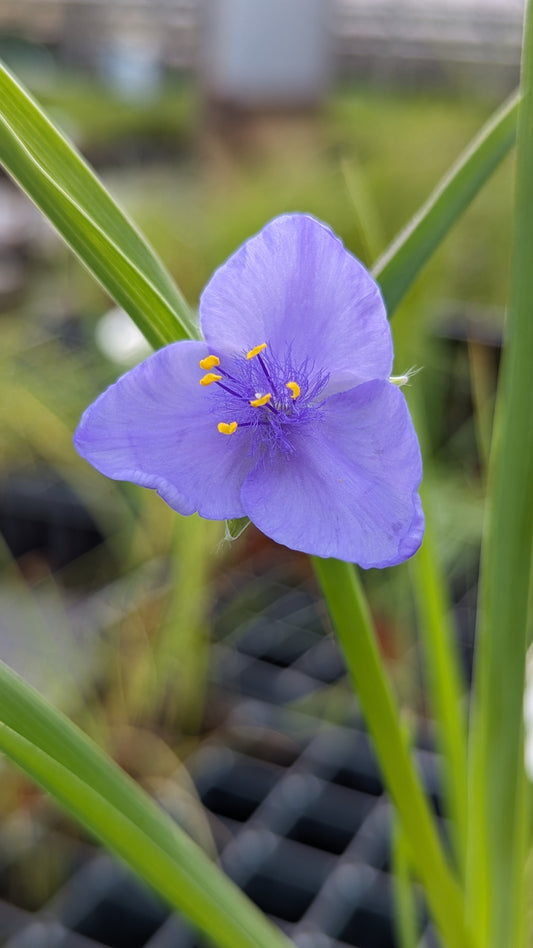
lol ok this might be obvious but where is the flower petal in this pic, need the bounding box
[200,214,392,393]
[241,380,423,566]
[398,493,425,562]
[74,341,252,519]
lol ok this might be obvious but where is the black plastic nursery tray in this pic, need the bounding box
[0,720,441,948]
[0,545,442,948]
[209,562,348,709]
[0,702,440,948]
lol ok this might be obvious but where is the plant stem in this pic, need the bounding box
[410,499,468,881]
[313,558,474,948]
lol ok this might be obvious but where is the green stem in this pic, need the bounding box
[391,812,419,948]
[467,3,533,944]
[313,558,474,948]
[410,500,468,880]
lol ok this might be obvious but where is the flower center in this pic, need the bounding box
[198,343,328,455]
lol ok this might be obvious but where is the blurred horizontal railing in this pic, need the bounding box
[0,0,525,79]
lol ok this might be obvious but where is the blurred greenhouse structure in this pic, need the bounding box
[0,0,525,90]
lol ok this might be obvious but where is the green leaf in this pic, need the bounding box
[0,662,291,948]
[467,5,533,946]
[374,91,518,317]
[0,62,198,348]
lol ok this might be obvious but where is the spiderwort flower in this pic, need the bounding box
[74,214,424,566]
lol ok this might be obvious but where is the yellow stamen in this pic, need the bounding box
[218,421,238,435]
[246,343,267,360]
[200,373,222,386]
[199,354,220,370]
[286,381,300,400]
[250,393,272,407]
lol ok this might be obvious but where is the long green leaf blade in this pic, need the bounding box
[0,62,197,346]
[374,92,518,316]
[0,119,188,348]
[0,662,291,948]
[0,724,291,948]
[467,4,533,945]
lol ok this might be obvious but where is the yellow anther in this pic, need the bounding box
[199,354,220,370]
[200,373,222,386]
[246,343,267,360]
[250,393,272,407]
[286,381,300,400]
[218,421,238,435]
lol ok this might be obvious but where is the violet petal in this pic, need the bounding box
[200,214,392,394]
[240,379,423,566]
[74,341,252,519]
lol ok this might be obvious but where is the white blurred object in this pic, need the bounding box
[96,307,152,366]
[100,30,162,101]
[203,0,331,107]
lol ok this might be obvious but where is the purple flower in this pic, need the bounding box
[74,214,424,566]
